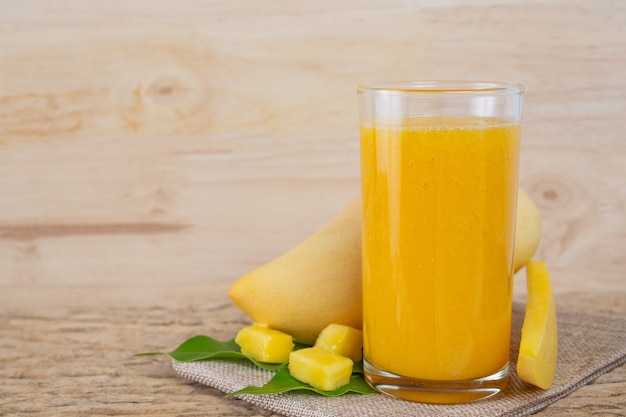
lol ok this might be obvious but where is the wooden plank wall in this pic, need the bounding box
[0,0,624,308]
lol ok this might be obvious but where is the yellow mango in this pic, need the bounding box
[229,187,540,345]
[314,323,363,362]
[517,261,558,389]
[288,347,353,391]
[234,323,294,364]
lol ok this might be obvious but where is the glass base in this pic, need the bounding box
[364,360,509,404]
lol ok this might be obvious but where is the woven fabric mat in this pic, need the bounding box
[172,303,626,417]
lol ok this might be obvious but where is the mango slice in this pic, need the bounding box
[235,323,294,363]
[288,347,354,391]
[517,261,558,389]
[314,323,363,362]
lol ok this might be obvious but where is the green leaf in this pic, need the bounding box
[352,360,365,375]
[134,335,309,371]
[227,367,377,397]
[136,335,376,397]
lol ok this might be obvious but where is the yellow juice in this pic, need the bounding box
[361,117,520,381]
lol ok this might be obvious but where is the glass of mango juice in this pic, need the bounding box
[358,81,523,404]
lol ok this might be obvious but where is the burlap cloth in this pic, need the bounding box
[172,303,626,417]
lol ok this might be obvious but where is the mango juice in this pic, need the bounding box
[361,117,520,381]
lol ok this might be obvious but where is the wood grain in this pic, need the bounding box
[0,0,624,415]
[0,283,624,416]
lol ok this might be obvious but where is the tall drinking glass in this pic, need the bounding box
[358,81,523,404]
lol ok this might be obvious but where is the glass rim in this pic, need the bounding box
[357,80,524,95]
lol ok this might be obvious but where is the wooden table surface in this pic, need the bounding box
[1,1,625,416]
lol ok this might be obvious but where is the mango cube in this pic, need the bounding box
[314,323,363,362]
[235,323,294,363]
[288,347,353,391]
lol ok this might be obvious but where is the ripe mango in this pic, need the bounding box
[229,187,541,344]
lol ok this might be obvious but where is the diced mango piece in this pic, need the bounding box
[314,323,363,362]
[517,261,558,389]
[235,323,294,363]
[288,347,353,391]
